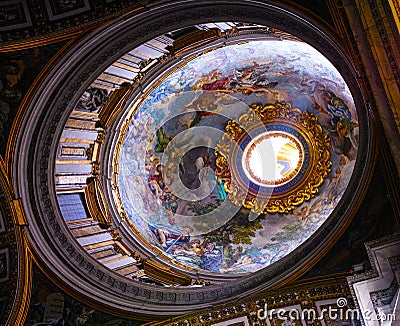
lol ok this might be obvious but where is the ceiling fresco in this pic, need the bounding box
[116,39,359,275]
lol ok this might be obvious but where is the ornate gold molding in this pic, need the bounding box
[144,275,353,326]
[84,177,111,228]
[142,259,192,286]
[215,102,332,214]
[109,229,122,241]
[91,161,100,175]
[98,82,136,130]
[8,230,33,326]
[389,0,400,31]
[10,198,28,226]
[0,157,32,325]
[170,28,222,56]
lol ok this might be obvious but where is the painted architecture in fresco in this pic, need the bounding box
[118,40,358,274]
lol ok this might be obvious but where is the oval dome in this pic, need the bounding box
[116,39,358,274]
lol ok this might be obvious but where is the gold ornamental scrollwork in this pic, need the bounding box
[214,102,332,214]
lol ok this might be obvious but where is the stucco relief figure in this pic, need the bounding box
[77,87,108,112]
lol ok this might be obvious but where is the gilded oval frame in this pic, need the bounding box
[215,102,332,214]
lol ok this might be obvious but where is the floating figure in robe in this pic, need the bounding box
[201,241,223,272]
[149,223,191,250]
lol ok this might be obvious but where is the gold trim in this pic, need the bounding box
[214,102,332,214]
[27,241,156,321]
[66,218,93,225]
[56,188,85,194]
[9,230,33,326]
[91,161,100,175]
[0,29,83,53]
[84,177,112,228]
[98,82,136,130]
[388,0,400,32]
[143,274,354,326]
[10,198,28,227]
[70,109,99,119]
[59,138,96,144]
[56,159,92,164]
[142,259,192,286]
[83,240,116,250]
[0,1,150,53]
[113,243,128,255]
[102,254,128,264]
[170,28,222,56]
[0,157,32,325]
[96,130,106,144]
[109,229,122,241]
